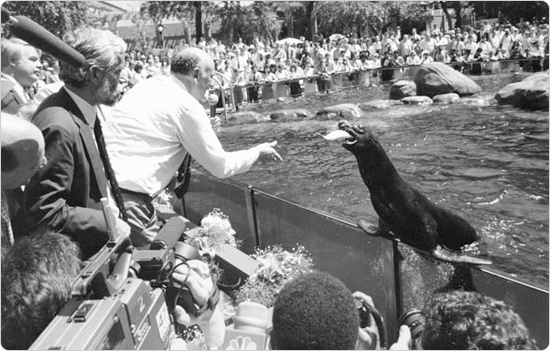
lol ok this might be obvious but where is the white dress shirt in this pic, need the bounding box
[104,75,260,196]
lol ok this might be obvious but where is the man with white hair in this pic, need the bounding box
[25,28,130,259]
[103,47,282,246]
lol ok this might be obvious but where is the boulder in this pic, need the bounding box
[389,80,417,100]
[432,93,460,104]
[401,96,433,105]
[495,72,549,111]
[226,111,269,124]
[414,62,482,97]
[358,99,403,110]
[269,109,312,121]
[315,103,363,120]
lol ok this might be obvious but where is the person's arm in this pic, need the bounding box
[171,259,226,350]
[174,99,281,179]
[353,291,381,350]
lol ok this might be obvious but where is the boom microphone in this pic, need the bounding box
[1,7,11,23]
[6,11,87,68]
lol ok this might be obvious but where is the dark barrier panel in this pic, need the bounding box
[183,171,549,347]
[252,189,399,341]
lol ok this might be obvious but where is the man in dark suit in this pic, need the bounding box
[25,27,129,259]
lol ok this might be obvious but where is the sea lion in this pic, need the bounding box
[323,120,492,266]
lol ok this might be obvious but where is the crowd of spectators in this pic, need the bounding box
[110,18,550,108]
[13,18,550,111]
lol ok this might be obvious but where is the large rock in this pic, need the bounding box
[315,103,363,120]
[390,80,416,100]
[495,72,549,111]
[414,62,482,97]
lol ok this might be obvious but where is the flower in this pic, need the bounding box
[235,245,313,307]
[185,208,240,257]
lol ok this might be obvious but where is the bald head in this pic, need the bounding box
[1,114,46,189]
[170,47,215,101]
[171,47,214,75]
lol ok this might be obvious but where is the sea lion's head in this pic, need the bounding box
[322,120,389,172]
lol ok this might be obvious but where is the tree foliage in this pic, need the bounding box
[315,2,430,38]
[214,2,279,45]
[2,1,89,37]
[470,1,548,23]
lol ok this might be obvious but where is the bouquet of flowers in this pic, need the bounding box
[235,244,314,307]
[185,208,240,258]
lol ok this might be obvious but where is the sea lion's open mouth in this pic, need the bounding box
[321,120,357,145]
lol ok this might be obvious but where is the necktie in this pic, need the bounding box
[93,118,128,221]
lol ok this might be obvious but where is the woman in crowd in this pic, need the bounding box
[302,60,318,94]
[261,63,277,102]
[288,63,304,98]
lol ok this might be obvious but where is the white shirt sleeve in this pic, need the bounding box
[173,97,260,179]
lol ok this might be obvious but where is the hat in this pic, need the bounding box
[422,50,430,55]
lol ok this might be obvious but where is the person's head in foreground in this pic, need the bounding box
[419,290,536,350]
[1,230,82,349]
[271,270,359,350]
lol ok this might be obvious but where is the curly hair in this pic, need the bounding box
[271,271,359,350]
[421,290,537,350]
[1,230,82,349]
[59,27,126,88]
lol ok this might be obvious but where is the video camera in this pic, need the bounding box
[29,214,197,350]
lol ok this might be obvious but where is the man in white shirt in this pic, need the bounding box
[104,47,282,246]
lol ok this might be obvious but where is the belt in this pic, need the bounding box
[120,188,154,202]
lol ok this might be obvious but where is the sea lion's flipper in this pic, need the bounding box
[357,219,395,241]
[432,245,493,266]
[357,219,380,236]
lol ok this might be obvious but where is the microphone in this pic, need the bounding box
[223,301,271,350]
[3,10,87,68]
[1,7,11,23]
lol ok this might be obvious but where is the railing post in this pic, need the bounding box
[244,185,260,247]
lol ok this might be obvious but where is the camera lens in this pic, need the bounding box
[398,308,425,348]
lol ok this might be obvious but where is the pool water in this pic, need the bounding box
[212,72,549,288]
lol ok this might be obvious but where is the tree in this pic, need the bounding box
[215,2,279,45]
[2,1,89,37]
[471,1,548,23]
[315,2,429,38]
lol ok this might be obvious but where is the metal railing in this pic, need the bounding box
[210,56,549,109]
